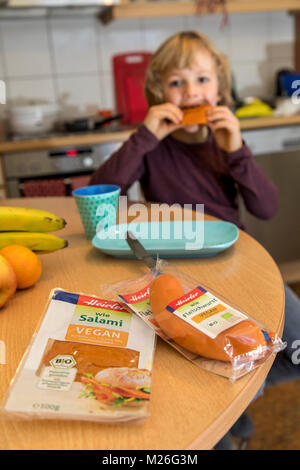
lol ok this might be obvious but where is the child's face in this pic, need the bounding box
[162,48,220,133]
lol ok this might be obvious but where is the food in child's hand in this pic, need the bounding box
[181,104,211,126]
[149,274,267,362]
[81,367,151,408]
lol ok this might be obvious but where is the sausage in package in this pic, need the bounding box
[2,289,156,423]
[102,259,286,382]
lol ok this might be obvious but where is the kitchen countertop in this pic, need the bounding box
[0,197,285,450]
[0,127,136,154]
[1,114,300,154]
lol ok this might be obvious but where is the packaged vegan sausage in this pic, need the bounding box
[2,289,156,423]
[103,259,286,382]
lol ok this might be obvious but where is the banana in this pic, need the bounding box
[0,232,68,253]
[0,206,66,232]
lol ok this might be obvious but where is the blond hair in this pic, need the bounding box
[145,31,233,107]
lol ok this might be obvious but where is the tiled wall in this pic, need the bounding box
[0,10,295,118]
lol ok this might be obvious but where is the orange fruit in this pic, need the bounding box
[0,245,42,289]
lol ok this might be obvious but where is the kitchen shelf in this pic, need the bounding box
[239,113,300,130]
[101,0,300,22]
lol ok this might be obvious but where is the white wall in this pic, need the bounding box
[0,10,295,118]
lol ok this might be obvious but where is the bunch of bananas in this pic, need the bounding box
[0,206,68,253]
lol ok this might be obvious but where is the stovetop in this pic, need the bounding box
[4,121,136,143]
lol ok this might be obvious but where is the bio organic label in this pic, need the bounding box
[166,286,248,339]
[65,295,132,347]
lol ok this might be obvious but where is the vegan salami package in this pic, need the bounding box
[2,289,156,423]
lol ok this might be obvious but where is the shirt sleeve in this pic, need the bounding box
[89,125,159,194]
[225,143,279,220]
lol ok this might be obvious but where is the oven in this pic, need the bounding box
[3,141,122,198]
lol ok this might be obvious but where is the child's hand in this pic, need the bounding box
[206,106,243,153]
[143,103,183,140]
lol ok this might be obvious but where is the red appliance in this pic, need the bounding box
[113,52,152,124]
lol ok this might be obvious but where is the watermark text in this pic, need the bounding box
[96,197,205,250]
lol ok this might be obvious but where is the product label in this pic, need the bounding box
[65,295,132,347]
[119,282,171,342]
[37,366,77,392]
[120,283,152,317]
[166,286,247,339]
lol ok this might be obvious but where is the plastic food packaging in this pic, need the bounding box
[102,259,286,382]
[2,289,156,423]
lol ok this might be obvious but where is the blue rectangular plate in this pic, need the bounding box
[92,220,239,258]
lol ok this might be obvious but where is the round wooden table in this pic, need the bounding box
[0,197,285,450]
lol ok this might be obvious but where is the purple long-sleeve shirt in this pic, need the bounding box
[90,125,278,230]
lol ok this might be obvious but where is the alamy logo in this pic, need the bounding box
[291,80,300,105]
[96,196,205,250]
[291,339,300,365]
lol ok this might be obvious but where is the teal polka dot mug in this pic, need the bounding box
[72,184,121,239]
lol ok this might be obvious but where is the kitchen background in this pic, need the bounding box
[0,10,294,117]
[0,8,299,276]
[0,8,300,450]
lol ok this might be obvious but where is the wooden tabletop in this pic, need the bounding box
[0,197,285,450]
